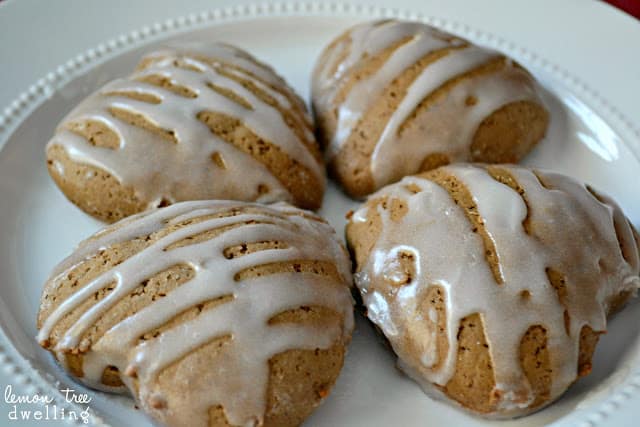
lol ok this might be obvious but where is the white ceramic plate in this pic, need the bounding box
[1,2,639,427]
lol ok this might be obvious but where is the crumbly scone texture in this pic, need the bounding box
[47,43,324,223]
[37,201,354,427]
[346,163,640,418]
[312,19,549,198]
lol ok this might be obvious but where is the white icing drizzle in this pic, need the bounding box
[38,200,354,426]
[312,20,546,190]
[48,43,322,209]
[351,164,640,417]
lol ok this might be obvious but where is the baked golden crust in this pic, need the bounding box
[346,164,639,418]
[38,201,354,427]
[47,43,324,223]
[312,20,549,198]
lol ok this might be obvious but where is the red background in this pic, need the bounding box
[604,0,640,18]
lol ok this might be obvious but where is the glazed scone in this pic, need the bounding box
[47,43,324,222]
[312,20,549,198]
[346,164,640,418]
[37,200,354,427]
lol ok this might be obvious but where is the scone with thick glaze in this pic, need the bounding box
[37,200,354,427]
[346,163,639,418]
[312,20,549,198]
[47,43,324,222]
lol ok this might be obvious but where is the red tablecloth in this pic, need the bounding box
[604,0,640,19]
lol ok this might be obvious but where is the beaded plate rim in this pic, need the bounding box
[0,2,638,426]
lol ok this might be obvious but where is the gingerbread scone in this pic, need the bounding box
[47,43,324,222]
[346,164,639,418]
[37,201,354,427]
[312,20,549,198]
